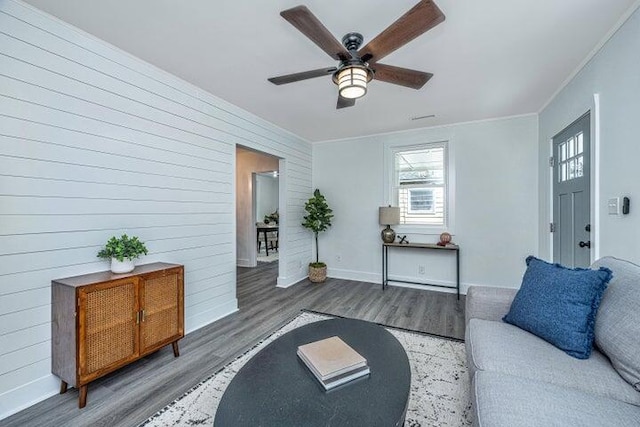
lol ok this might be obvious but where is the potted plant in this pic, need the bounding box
[301,189,333,283]
[264,209,279,225]
[97,234,148,273]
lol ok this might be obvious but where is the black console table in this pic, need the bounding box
[382,242,460,299]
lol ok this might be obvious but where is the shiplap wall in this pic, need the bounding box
[0,0,312,419]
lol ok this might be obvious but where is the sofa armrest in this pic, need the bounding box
[465,286,518,325]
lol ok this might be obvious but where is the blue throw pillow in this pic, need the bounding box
[503,256,612,359]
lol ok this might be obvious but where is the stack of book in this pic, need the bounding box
[297,336,370,390]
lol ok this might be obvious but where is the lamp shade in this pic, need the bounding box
[379,206,400,225]
[337,66,369,99]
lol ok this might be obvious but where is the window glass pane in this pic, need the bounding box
[576,155,583,177]
[408,189,434,213]
[568,137,575,158]
[396,147,444,186]
[561,143,567,161]
[568,159,575,179]
[561,163,567,182]
[577,133,583,154]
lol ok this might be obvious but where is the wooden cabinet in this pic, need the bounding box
[52,263,184,408]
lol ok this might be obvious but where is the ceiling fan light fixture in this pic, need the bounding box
[270,3,445,109]
[337,66,370,99]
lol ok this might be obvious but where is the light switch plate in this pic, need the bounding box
[608,198,620,215]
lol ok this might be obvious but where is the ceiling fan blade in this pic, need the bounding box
[280,6,350,60]
[372,63,433,89]
[359,0,445,63]
[268,67,337,85]
[337,96,356,109]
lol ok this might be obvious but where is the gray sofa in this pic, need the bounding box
[465,256,640,426]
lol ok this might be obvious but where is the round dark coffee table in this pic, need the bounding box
[214,318,411,427]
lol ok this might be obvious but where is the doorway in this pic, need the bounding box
[235,146,280,269]
[552,113,591,268]
[254,171,279,263]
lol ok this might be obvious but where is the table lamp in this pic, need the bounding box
[379,206,400,243]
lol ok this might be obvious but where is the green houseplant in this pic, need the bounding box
[301,189,333,282]
[264,209,279,225]
[97,234,148,273]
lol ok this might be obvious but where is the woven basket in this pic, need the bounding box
[308,265,327,283]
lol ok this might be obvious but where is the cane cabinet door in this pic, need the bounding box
[77,277,140,384]
[139,267,184,355]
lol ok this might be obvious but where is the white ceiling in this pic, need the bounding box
[23,0,638,142]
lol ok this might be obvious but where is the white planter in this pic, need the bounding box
[111,258,135,274]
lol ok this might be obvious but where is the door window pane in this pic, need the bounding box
[568,159,576,179]
[577,133,583,154]
[558,132,586,183]
[576,155,584,177]
[568,137,575,158]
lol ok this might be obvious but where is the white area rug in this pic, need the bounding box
[256,250,278,263]
[141,312,472,427]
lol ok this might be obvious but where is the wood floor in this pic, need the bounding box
[3,262,465,427]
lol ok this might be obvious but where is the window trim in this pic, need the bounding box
[384,139,455,235]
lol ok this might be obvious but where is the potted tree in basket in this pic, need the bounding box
[97,234,148,273]
[301,189,334,283]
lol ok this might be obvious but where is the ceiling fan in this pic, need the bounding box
[268,0,445,109]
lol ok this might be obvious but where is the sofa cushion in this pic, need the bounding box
[466,318,640,406]
[591,256,640,391]
[472,371,640,427]
[503,256,612,359]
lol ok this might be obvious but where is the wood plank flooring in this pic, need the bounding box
[3,262,465,427]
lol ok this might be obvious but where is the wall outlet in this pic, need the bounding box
[418,265,426,275]
[335,254,342,263]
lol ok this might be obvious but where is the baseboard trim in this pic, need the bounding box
[0,300,240,422]
[0,374,60,421]
[276,272,308,288]
[236,258,254,268]
[327,267,380,284]
[327,267,472,295]
[186,299,238,334]
[385,280,469,295]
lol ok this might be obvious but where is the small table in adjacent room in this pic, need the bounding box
[214,318,411,427]
[382,242,461,299]
[256,224,278,256]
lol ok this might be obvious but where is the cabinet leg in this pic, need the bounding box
[172,341,180,357]
[60,381,68,394]
[79,385,88,409]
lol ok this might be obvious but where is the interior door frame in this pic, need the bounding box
[250,172,258,267]
[234,145,283,278]
[548,106,599,265]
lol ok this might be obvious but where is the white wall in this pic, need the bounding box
[236,149,279,267]
[538,6,640,263]
[313,115,539,292]
[256,174,279,223]
[0,0,311,419]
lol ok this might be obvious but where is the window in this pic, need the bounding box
[558,132,584,182]
[392,142,447,227]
